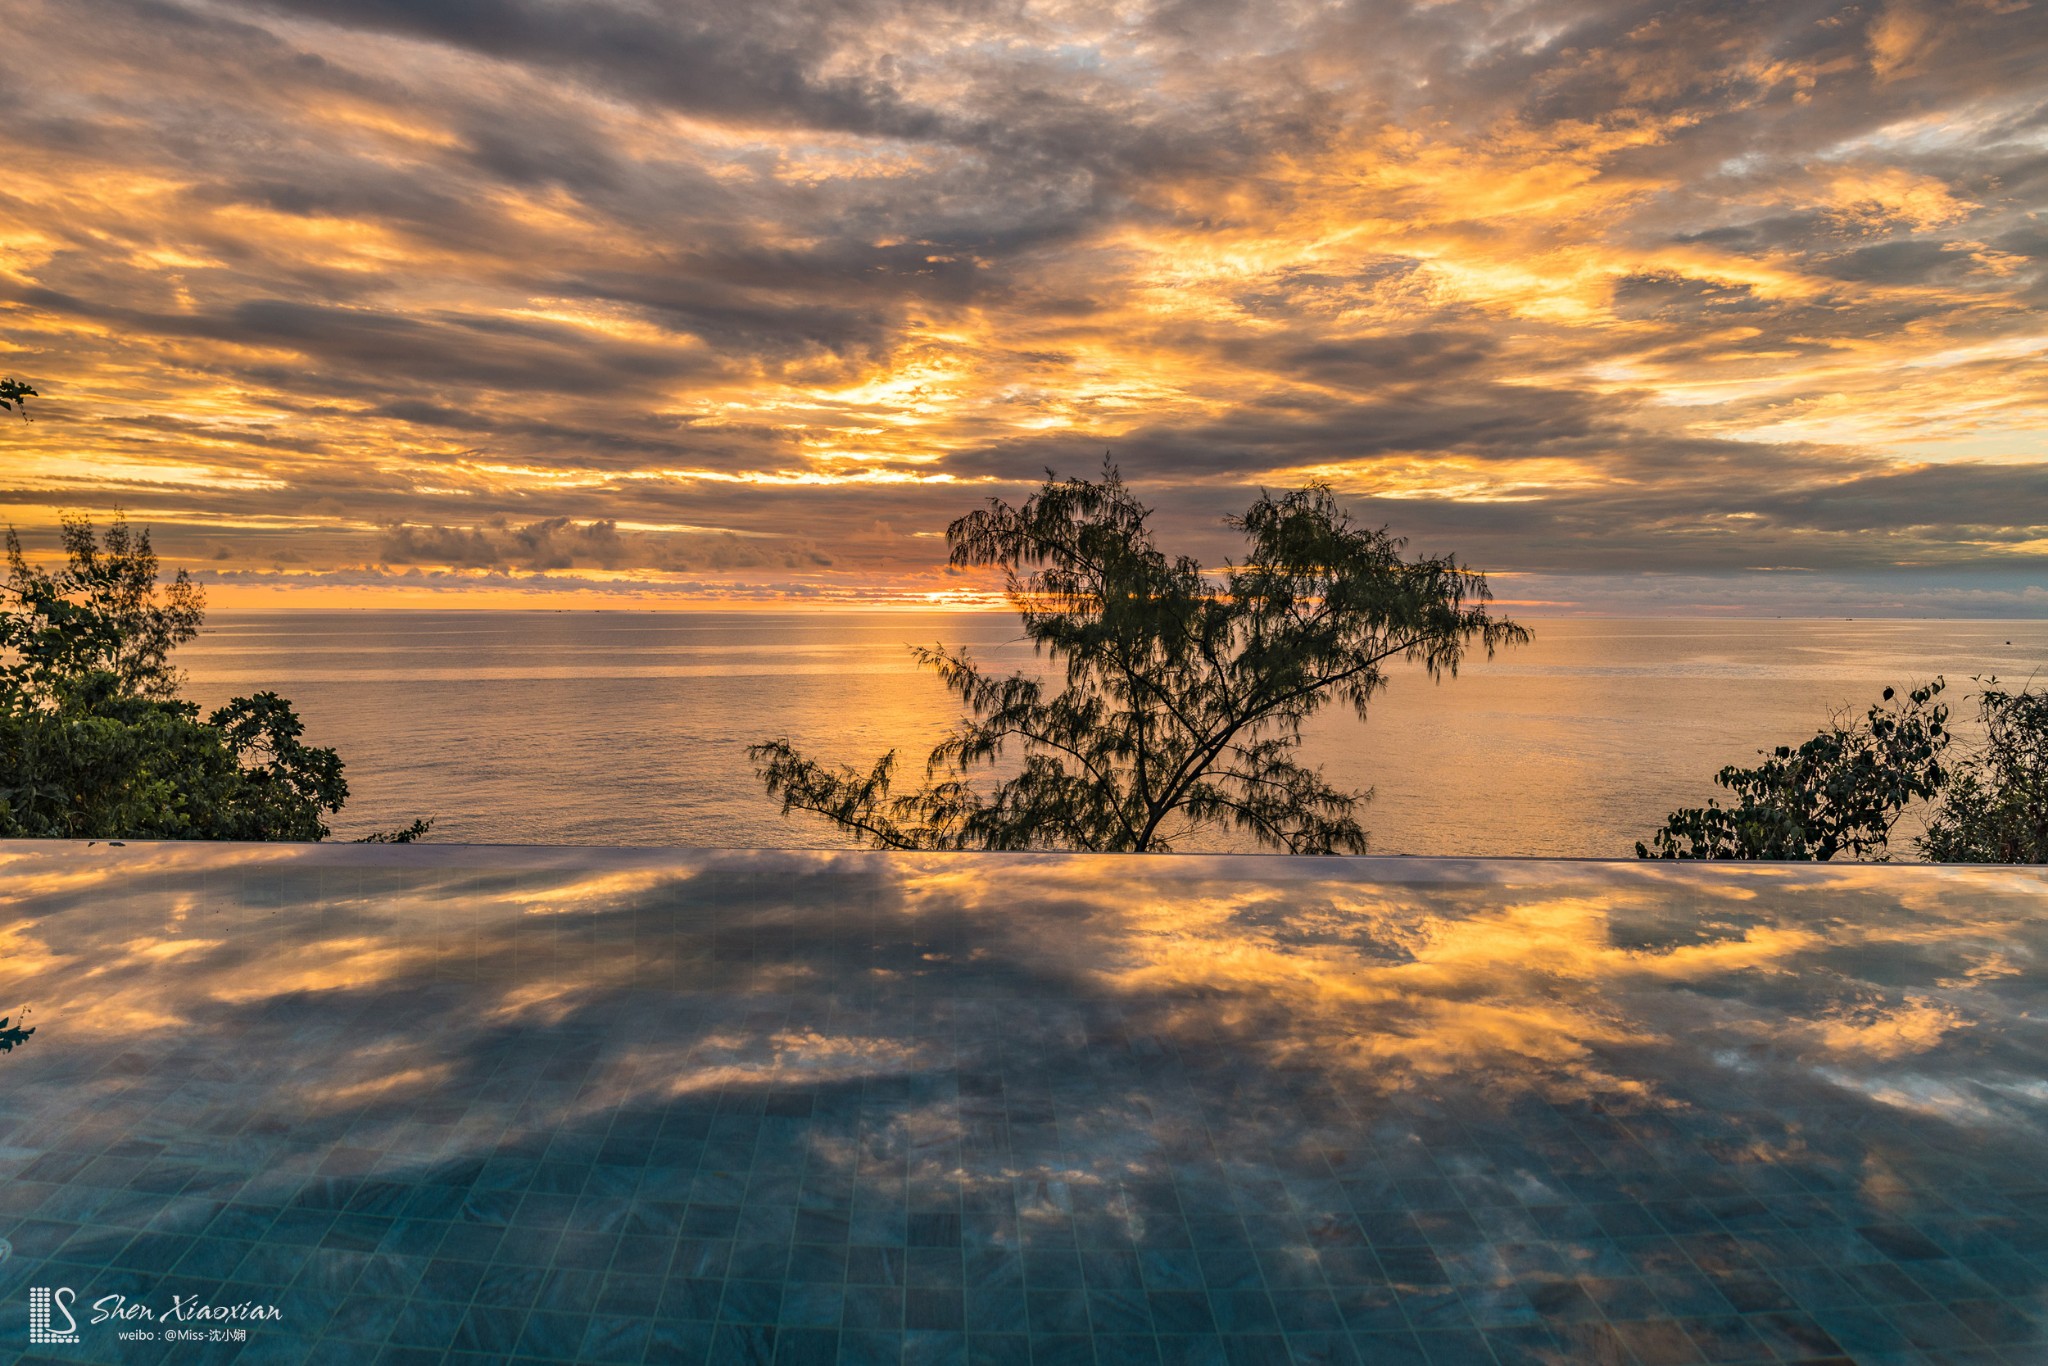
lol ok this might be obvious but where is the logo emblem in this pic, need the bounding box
[30,1287,80,1344]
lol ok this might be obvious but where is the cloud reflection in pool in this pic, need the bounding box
[1,844,2042,1363]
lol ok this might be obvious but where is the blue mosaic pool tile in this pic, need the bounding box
[3,846,2047,1365]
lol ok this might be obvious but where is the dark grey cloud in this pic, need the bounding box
[375,515,836,573]
[380,518,628,571]
[233,0,948,137]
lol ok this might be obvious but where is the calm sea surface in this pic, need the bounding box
[179,613,2048,857]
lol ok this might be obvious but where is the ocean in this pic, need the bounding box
[179,613,2048,858]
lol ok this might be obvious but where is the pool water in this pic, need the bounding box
[0,844,2043,1365]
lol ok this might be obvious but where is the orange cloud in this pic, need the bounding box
[0,0,2042,611]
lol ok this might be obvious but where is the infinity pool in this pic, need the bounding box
[0,844,2043,1365]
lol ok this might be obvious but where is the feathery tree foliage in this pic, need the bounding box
[752,465,1526,853]
[0,377,33,420]
[0,1009,32,1053]
[2,514,424,841]
[1918,679,2048,863]
[5,515,205,701]
[1636,680,1951,861]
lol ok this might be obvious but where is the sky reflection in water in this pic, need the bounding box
[1,844,2044,1364]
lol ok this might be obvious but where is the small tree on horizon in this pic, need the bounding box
[5,514,205,701]
[751,464,1527,853]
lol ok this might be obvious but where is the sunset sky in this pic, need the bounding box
[2,0,2044,613]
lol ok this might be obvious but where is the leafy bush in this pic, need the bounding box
[1637,680,1951,861]
[1919,681,2048,863]
[1,514,406,841]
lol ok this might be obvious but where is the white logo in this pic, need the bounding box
[31,1286,81,1344]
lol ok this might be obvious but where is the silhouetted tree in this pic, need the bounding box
[1637,680,1951,861]
[1919,679,2048,863]
[2,514,427,841]
[0,377,33,420]
[753,464,1527,853]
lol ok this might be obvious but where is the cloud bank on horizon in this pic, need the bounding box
[1,0,2044,613]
